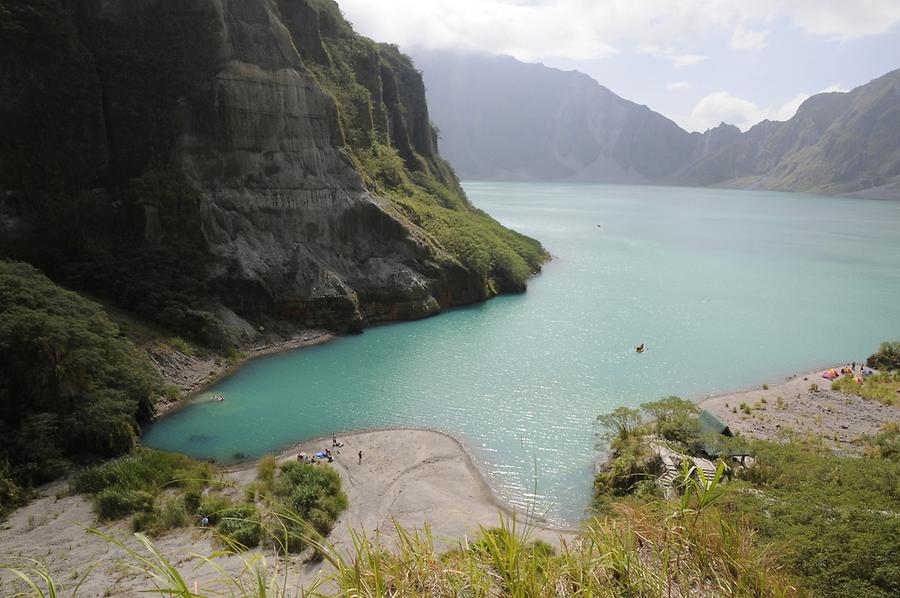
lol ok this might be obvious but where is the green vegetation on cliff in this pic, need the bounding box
[0,0,231,345]
[0,260,162,516]
[719,436,900,598]
[281,0,547,294]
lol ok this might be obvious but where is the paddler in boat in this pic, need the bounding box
[635,343,645,353]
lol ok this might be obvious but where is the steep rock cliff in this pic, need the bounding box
[0,0,545,344]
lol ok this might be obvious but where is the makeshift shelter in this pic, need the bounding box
[699,410,732,437]
[699,409,751,460]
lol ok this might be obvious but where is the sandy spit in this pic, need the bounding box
[0,428,570,597]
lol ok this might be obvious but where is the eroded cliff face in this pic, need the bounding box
[0,0,542,343]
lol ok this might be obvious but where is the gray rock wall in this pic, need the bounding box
[1,0,513,340]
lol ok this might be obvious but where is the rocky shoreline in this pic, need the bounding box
[700,366,898,454]
[150,330,335,416]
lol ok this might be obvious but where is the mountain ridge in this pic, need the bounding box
[413,49,900,198]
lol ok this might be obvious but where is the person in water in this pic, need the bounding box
[635,343,645,353]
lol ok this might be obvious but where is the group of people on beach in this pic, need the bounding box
[843,362,875,376]
[842,362,871,374]
[823,361,874,383]
[296,433,363,465]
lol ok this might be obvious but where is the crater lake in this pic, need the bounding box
[143,182,900,525]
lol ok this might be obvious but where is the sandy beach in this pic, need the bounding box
[0,428,568,597]
[700,366,899,454]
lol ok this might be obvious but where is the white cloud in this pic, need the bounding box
[662,53,709,67]
[761,0,900,39]
[667,81,692,91]
[774,93,810,121]
[688,92,767,131]
[336,0,621,61]
[337,0,900,63]
[684,83,856,131]
[731,23,768,50]
[770,84,851,121]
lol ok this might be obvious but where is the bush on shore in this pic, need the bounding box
[72,448,215,522]
[867,341,900,371]
[216,504,263,550]
[268,461,349,552]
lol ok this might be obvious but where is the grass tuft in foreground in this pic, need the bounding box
[2,506,798,597]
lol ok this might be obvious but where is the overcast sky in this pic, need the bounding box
[337,0,900,132]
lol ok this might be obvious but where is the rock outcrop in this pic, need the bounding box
[0,0,545,344]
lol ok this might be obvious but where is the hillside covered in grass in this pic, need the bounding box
[592,385,900,598]
[0,260,161,517]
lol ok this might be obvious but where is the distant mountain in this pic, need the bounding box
[413,49,900,198]
[412,50,696,183]
[687,71,900,196]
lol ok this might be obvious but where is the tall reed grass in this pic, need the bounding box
[2,502,797,597]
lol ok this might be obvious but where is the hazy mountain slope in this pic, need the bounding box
[412,50,696,183]
[749,70,900,194]
[0,0,545,345]
[414,49,900,197]
[675,72,900,194]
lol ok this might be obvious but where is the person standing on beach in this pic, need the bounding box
[358,450,363,464]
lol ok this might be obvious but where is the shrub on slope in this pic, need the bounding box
[0,260,161,515]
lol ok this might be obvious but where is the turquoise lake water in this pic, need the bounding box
[143,183,900,525]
